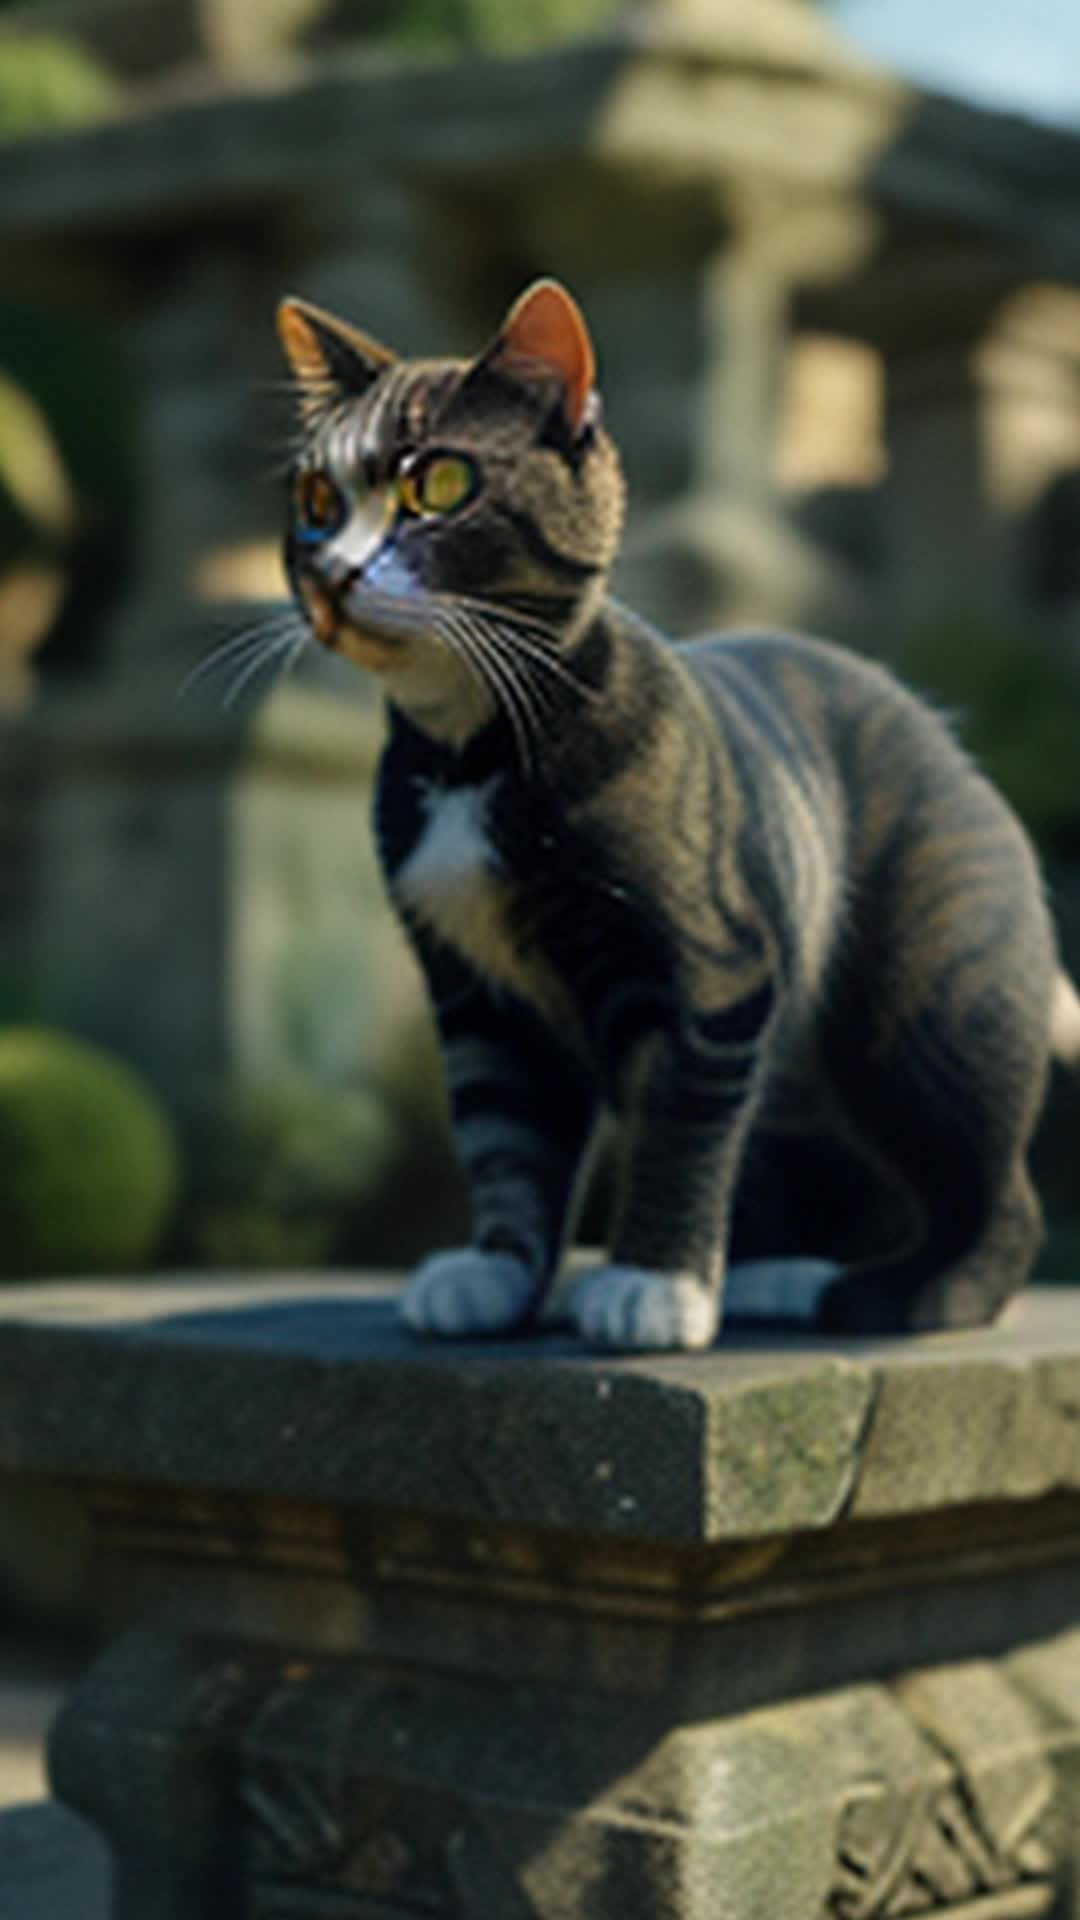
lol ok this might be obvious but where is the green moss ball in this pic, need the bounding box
[0,1027,178,1279]
[0,36,117,140]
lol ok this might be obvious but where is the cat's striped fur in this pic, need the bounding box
[278,278,1074,1350]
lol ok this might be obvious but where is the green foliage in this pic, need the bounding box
[902,613,1080,850]
[0,963,41,1026]
[0,1027,178,1278]
[0,301,136,672]
[0,32,117,138]
[367,0,619,55]
[181,1076,402,1268]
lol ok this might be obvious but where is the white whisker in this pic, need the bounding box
[481,625,573,715]
[178,611,304,701]
[444,610,547,778]
[433,595,598,709]
[446,593,562,642]
[440,610,537,778]
[222,629,303,710]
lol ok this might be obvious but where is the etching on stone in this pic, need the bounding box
[244,1753,461,1917]
[830,1773,1058,1920]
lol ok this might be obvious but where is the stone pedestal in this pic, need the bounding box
[0,1804,111,1920]
[3,1281,1080,1914]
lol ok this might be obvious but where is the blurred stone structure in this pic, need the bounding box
[3,0,1080,1101]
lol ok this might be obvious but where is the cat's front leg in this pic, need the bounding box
[572,993,773,1352]
[400,973,596,1339]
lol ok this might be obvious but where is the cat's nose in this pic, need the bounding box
[362,543,416,597]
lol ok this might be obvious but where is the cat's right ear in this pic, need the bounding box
[276,297,396,414]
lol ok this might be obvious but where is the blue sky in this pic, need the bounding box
[825,0,1080,126]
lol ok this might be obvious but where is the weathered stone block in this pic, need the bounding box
[6,681,417,1101]
[0,1802,111,1920]
[0,1283,1079,1913]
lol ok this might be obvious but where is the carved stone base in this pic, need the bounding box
[49,1624,1079,1919]
[4,1280,1080,1917]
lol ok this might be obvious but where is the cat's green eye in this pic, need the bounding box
[294,469,347,541]
[398,452,478,518]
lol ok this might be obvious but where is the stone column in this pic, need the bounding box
[24,685,400,1101]
[280,183,460,361]
[880,286,1080,628]
[103,240,287,680]
[12,203,446,1106]
[574,237,854,636]
[696,245,789,507]
[882,331,1015,627]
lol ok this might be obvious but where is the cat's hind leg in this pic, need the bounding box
[722,1257,842,1327]
[808,777,1056,1337]
[814,953,1051,1335]
[818,1157,1042,1336]
[723,1124,908,1326]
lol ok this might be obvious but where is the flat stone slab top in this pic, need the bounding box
[0,1278,1077,1545]
[0,1804,111,1920]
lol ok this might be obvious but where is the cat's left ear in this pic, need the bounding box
[483,279,597,438]
[276,296,396,411]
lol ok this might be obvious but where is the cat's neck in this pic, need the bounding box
[377,646,495,752]
[385,700,520,786]
[380,591,629,759]
[383,595,704,796]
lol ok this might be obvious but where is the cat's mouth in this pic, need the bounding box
[298,575,406,670]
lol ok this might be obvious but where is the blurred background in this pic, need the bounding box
[1,0,1080,1794]
[1,0,1079,1294]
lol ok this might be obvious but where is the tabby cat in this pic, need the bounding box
[277,277,1080,1351]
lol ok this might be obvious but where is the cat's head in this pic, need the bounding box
[277,279,624,746]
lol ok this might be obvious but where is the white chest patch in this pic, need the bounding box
[393,778,568,1021]
[396,780,513,975]
[402,779,497,896]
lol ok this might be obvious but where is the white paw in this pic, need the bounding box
[571,1266,718,1352]
[399,1248,536,1338]
[724,1258,841,1323]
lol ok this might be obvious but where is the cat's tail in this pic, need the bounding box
[1052,971,1080,1071]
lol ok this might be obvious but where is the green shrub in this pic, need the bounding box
[0,34,117,139]
[0,1026,178,1278]
[902,613,1080,852]
[181,1076,401,1268]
